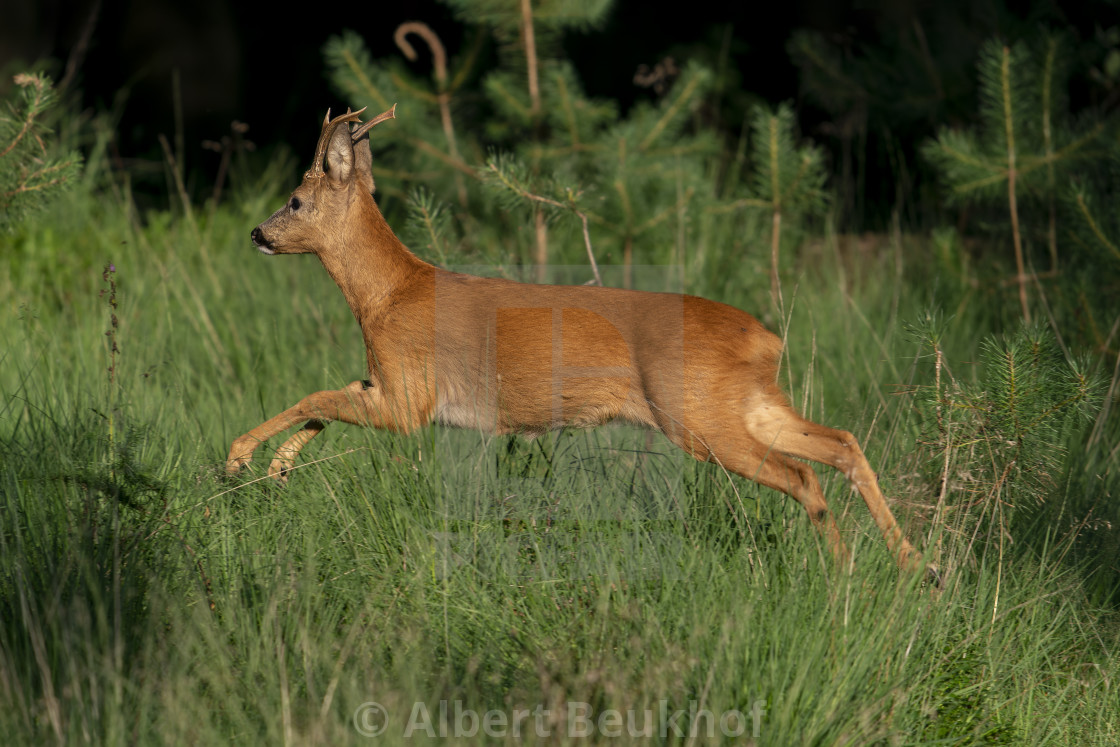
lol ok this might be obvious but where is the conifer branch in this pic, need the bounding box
[339,47,391,110]
[639,73,702,151]
[1,73,81,226]
[322,11,717,279]
[1072,191,1120,261]
[1041,35,1059,274]
[2,172,70,199]
[997,44,1031,323]
[635,187,694,234]
[409,138,479,178]
[485,159,602,286]
[1,74,49,159]
[555,70,580,147]
[922,37,1103,321]
[708,197,774,213]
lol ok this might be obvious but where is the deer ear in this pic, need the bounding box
[352,137,376,194]
[323,124,355,183]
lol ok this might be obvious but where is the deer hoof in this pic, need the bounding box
[226,455,252,476]
[267,458,293,483]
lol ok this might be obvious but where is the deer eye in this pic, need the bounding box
[290,196,302,211]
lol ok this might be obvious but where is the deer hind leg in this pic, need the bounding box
[226,379,402,480]
[747,406,921,571]
[268,420,327,481]
[660,417,850,563]
[708,436,851,565]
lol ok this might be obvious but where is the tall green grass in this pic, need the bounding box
[2,148,1119,744]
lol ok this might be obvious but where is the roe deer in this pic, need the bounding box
[226,106,928,576]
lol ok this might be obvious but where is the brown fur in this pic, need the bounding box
[226,108,926,574]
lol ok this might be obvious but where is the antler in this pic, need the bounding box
[308,105,399,177]
[351,104,397,141]
[309,107,367,177]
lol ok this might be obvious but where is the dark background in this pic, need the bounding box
[3,0,1117,222]
[1,0,811,143]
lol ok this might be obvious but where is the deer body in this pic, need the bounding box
[226,107,925,574]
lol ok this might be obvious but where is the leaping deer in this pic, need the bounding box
[226,106,928,576]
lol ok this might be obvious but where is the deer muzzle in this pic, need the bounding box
[250,226,276,255]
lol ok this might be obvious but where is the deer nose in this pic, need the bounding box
[250,227,264,245]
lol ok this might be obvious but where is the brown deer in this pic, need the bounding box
[226,106,928,576]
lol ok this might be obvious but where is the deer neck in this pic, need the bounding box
[315,197,427,329]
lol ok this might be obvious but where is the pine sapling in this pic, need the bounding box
[922,37,1103,322]
[734,103,827,314]
[0,73,81,227]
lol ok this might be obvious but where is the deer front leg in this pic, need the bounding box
[226,379,414,479]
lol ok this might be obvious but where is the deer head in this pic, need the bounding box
[250,105,397,255]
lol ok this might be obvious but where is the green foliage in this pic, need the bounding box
[975,326,1101,500]
[483,149,562,219]
[908,318,1104,558]
[789,27,947,131]
[1067,170,1120,268]
[1063,131,1120,348]
[744,103,828,214]
[736,102,828,309]
[402,186,458,265]
[923,37,1098,205]
[920,633,1020,745]
[0,73,82,228]
[442,0,613,37]
[322,7,735,285]
[922,35,1108,321]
